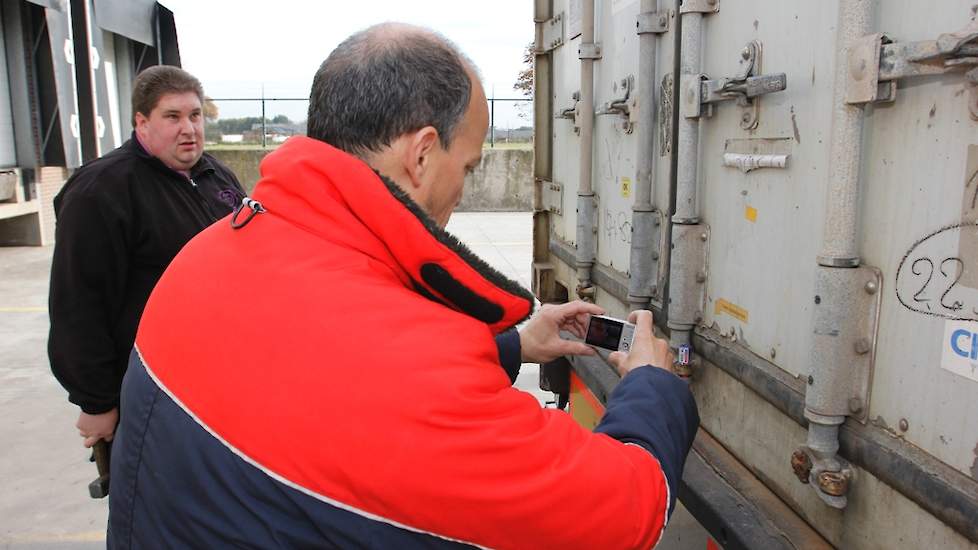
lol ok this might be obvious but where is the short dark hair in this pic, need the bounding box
[306,24,473,157]
[131,65,204,123]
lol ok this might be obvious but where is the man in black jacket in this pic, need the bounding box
[48,65,245,448]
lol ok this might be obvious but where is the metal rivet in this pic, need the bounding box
[814,295,821,305]
[808,375,814,385]
[770,348,777,359]
[848,397,863,414]
[899,418,909,432]
[696,271,707,283]
[699,232,708,242]
[864,280,878,294]
[854,338,871,355]
[741,48,751,60]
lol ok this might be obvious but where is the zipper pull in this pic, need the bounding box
[189,178,198,188]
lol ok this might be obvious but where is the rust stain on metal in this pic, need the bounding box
[817,471,849,497]
[790,106,802,144]
[971,443,978,480]
[791,450,812,484]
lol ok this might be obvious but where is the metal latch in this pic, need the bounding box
[846,19,978,118]
[555,92,580,134]
[682,40,787,129]
[596,76,637,133]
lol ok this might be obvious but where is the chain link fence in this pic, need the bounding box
[206,97,533,149]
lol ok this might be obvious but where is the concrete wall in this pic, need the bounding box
[209,147,533,212]
[209,149,270,194]
[458,148,533,212]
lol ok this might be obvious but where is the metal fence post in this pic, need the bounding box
[261,95,267,148]
[490,97,495,148]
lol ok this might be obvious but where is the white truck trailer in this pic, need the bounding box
[531,1,978,547]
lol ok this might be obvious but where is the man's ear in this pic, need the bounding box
[134,112,149,138]
[402,126,440,189]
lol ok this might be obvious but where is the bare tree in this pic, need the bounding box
[513,42,534,97]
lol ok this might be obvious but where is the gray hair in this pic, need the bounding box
[306,24,473,157]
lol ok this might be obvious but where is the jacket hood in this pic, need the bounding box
[248,136,534,334]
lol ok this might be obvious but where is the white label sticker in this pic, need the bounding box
[941,320,978,383]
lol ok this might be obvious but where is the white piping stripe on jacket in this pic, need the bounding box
[624,441,671,549]
[134,345,487,550]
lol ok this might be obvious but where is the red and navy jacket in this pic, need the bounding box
[108,136,699,549]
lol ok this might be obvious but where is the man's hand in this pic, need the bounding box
[519,301,606,364]
[77,408,118,448]
[607,310,674,376]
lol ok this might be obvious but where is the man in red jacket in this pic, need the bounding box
[108,23,698,549]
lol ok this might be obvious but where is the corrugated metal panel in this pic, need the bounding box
[92,0,154,46]
[858,0,978,485]
[696,2,833,379]
[551,0,580,244]
[0,15,16,167]
[539,0,978,545]
[591,0,639,274]
[45,6,81,168]
[25,0,58,9]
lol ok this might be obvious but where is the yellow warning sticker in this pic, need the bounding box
[745,206,758,222]
[621,177,631,198]
[715,298,749,323]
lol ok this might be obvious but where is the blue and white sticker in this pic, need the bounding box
[677,344,690,366]
[941,320,978,383]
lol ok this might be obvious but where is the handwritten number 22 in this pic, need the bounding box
[912,256,965,312]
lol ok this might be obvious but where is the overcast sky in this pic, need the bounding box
[158,1,534,125]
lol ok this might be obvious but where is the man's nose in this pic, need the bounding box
[179,117,194,135]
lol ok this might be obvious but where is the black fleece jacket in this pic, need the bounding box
[48,134,244,414]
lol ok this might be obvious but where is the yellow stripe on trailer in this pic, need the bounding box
[568,371,605,430]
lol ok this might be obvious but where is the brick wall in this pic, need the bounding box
[37,167,67,244]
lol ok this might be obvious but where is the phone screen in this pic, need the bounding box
[585,317,624,350]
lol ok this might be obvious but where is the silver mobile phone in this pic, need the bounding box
[585,315,636,352]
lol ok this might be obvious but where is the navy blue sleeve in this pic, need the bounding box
[494,330,522,384]
[594,366,699,518]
